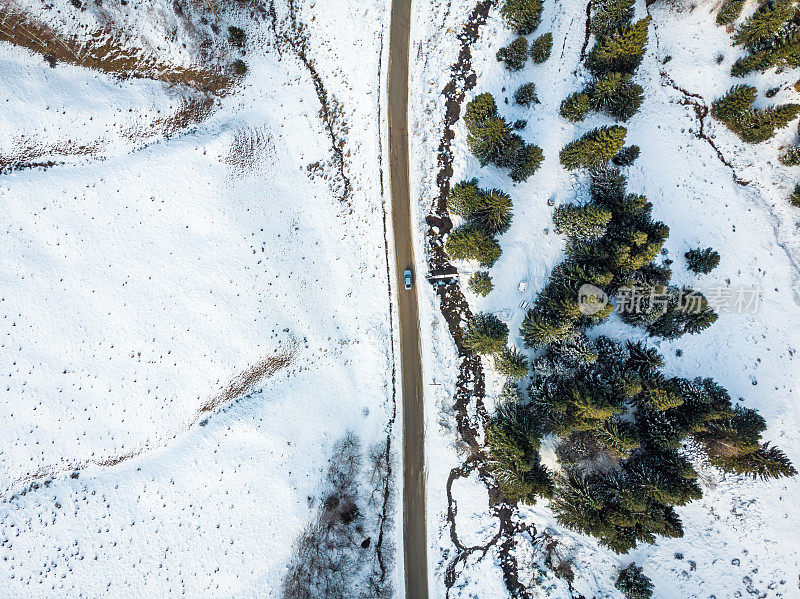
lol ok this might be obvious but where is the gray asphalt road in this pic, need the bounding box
[387,1,429,598]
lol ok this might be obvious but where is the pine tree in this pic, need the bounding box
[501,0,544,35]
[513,82,539,107]
[560,126,627,170]
[615,563,654,599]
[587,72,644,121]
[790,183,800,207]
[447,179,483,216]
[613,144,640,166]
[530,32,553,63]
[510,143,545,182]
[716,0,744,26]
[553,204,613,239]
[732,0,796,50]
[560,92,590,122]
[468,271,494,296]
[467,117,515,165]
[685,247,720,274]
[463,312,509,354]
[497,36,529,71]
[711,84,757,123]
[587,17,651,75]
[471,189,514,235]
[494,346,530,380]
[445,225,502,266]
[464,93,498,130]
[590,0,635,39]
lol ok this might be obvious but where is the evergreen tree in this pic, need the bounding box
[791,183,800,207]
[590,0,635,39]
[613,144,640,166]
[530,32,553,63]
[501,0,544,35]
[467,117,515,165]
[464,93,498,130]
[494,346,530,380]
[615,563,654,599]
[445,225,502,266]
[497,36,529,71]
[471,189,514,235]
[560,126,627,170]
[716,0,744,26]
[732,0,796,50]
[468,271,494,296]
[463,312,509,354]
[553,204,613,239]
[510,143,545,182]
[560,92,591,122]
[685,247,720,274]
[587,72,644,121]
[587,17,651,75]
[710,84,757,123]
[514,82,539,106]
[779,146,800,166]
[447,179,483,216]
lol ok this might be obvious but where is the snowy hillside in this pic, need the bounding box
[412,0,800,597]
[0,0,399,596]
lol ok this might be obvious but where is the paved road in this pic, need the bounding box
[387,1,429,598]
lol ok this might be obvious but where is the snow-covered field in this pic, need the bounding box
[0,0,398,596]
[412,0,800,597]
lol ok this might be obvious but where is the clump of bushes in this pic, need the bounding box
[685,247,720,274]
[530,32,553,63]
[711,84,800,143]
[590,0,635,39]
[587,17,651,76]
[561,73,643,122]
[445,179,513,266]
[228,26,246,47]
[497,36,529,71]
[464,93,544,181]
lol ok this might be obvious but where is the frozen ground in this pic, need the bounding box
[0,0,398,596]
[412,0,800,597]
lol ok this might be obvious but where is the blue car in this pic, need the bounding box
[404,268,413,290]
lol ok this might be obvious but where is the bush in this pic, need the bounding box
[716,0,744,26]
[685,247,720,274]
[780,146,800,166]
[232,59,248,75]
[560,92,590,122]
[497,36,529,71]
[530,33,553,63]
[445,225,502,266]
[553,204,612,239]
[464,313,509,354]
[559,126,627,170]
[514,82,539,106]
[468,271,494,296]
[501,0,544,35]
[228,26,246,47]
[613,144,640,166]
[615,563,654,599]
[587,17,651,75]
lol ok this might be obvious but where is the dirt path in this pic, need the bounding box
[387,1,429,597]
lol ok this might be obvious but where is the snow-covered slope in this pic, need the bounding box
[0,0,397,596]
[412,0,800,597]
